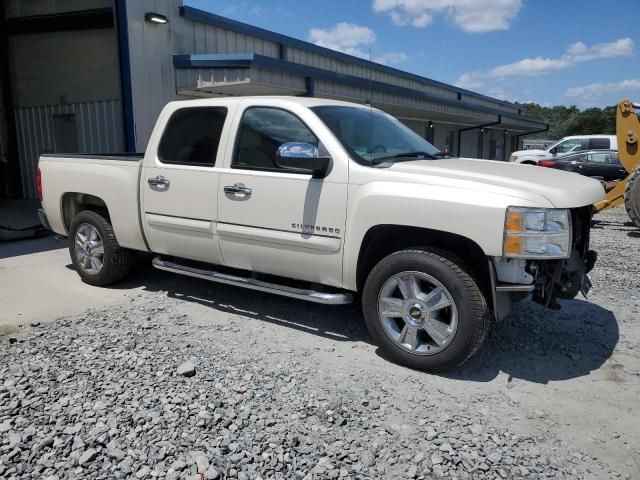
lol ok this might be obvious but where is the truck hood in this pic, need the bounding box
[388,157,605,208]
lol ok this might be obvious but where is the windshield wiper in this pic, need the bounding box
[431,151,454,158]
[371,151,439,165]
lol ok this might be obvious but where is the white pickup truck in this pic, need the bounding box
[510,134,618,165]
[38,96,604,371]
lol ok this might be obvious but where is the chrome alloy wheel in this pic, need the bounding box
[74,223,105,275]
[377,271,458,355]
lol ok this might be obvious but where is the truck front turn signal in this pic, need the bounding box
[503,207,572,259]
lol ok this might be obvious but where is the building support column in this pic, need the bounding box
[513,126,550,152]
[456,116,501,157]
[114,0,136,152]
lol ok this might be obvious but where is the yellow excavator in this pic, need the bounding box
[593,99,640,227]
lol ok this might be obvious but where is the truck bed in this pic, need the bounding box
[38,153,148,251]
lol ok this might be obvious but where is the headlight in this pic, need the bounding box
[503,207,572,258]
[510,154,518,161]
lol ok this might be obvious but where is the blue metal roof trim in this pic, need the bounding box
[172,53,549,128]
[173,53,254,69]
[179,5,534,115]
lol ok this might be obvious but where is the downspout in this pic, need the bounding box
[114,0,136,152]
[456,116,501,157]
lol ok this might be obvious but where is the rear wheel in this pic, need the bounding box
[362,249,490,372]
[69,210,132,286]
[624,167,640,228]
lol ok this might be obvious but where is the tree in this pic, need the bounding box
[517,103,616,139]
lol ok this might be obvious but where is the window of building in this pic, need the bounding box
[233,107,318,171]
[158,107,227,166]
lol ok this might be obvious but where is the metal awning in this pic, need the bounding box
[173,53,548,134]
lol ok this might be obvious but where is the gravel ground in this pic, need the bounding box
[1,206,639,480]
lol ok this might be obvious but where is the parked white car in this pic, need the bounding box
[37,96,605,371]
[510,135,617,165]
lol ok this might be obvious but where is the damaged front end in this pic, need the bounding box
[530,206,597,309]
[491,206,598,320]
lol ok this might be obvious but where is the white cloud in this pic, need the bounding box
[565,79,640,99]
[372,0,522,32]
[309,23,408,65]
[309,22,376,58]
[373,51,408,64]
[456,38,634,89]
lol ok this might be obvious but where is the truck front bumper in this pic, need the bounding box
[489,206,596,320]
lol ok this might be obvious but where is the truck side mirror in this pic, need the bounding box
[275,142,331,178]
[549,147,557,155]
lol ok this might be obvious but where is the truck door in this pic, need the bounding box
[217,104,348,288]
[141,105,232,264]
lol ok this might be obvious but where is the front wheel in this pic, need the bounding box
[362,249,490,372]
[624,167,640,228]
[69,210,132,286]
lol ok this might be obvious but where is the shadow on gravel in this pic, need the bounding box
[106,260,618,383]
[112,260,371,344]
[445,298,619,384]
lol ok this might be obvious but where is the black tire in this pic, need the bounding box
[69,210,133,286]
[624,167,640,228]
[362,249,490,372]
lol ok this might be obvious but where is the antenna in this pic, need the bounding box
[368,48,373,161]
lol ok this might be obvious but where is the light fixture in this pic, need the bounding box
[145,12,168,24]
[428,121,434,129]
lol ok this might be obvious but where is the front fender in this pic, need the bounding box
[341,181,551,291]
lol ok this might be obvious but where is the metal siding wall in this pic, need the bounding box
[253,68,306,91]
[287,47,458,101]
[15,99,123,199]
[5,0,112,17]
[459,130,480,158]
[461,94,520,115]
[400,119,426,137]
[126,0,184,152]
[125,0,282,150]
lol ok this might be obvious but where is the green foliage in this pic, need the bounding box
[518,103,617,139]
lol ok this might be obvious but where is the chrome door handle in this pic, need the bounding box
[148,175,170,188]
[224,183,252,197]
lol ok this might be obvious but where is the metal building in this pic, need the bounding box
[0,0,548,200]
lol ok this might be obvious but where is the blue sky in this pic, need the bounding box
[185,0,639,108]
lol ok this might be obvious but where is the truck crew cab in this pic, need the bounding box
[37,97,604,371]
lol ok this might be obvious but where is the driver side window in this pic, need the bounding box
[233,107,318,171]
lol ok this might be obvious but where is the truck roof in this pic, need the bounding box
[166,95,373,110]
[560,134,616,140]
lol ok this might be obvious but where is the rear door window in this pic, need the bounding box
[588,138,610,150]
[158,107,228,167]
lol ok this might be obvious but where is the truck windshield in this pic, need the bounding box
[311,106,443,165]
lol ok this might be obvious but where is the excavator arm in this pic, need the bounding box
[594,99,640,227]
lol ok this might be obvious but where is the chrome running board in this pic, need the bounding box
[152,257,352,305]
[495,283,535,292]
